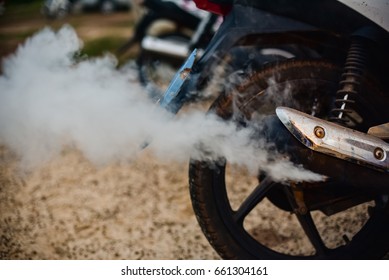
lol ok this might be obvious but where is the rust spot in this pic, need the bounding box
[180,68,191,79]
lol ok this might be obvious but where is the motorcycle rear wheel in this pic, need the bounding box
[189,59,389,259]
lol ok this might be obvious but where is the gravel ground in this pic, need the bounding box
[0,143,380,260]
[0,147,221,259]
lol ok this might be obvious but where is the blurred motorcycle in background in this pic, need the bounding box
[42,0,221,100]
[117,0,221,100]
[158,0,389,259]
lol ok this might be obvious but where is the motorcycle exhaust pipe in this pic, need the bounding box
[141,35,190,59]
[263,107,389,192]
[276,107,389,172]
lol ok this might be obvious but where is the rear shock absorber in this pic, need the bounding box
[330,36,370,127]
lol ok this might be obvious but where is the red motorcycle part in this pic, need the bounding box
[193,0,232,15]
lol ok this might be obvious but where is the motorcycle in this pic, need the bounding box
[157,0,389,259]
[117,0,220,100]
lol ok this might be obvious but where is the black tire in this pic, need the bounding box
[189,59,389,259]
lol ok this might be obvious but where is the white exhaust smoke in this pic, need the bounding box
[0,25,324,183]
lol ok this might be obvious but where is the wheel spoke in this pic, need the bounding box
[282,186,329,256]
[234,177,275,225]
[294,211,329,256]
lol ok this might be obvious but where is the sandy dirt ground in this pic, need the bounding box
[0,146,221,259]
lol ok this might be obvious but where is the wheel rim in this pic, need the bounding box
[211,161,389,258]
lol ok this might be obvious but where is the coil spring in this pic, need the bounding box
[330,38,368,127]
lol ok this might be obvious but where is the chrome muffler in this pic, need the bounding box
[276,107,389,173]
[269,107,389,191]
